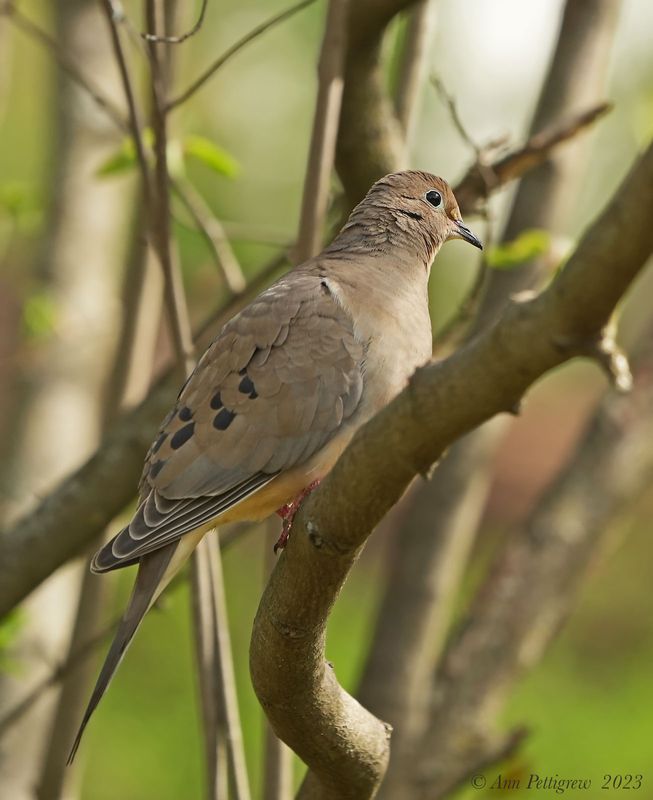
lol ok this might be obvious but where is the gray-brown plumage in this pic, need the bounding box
[69,171,481,760]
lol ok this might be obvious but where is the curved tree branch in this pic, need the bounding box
[250,140,653,798]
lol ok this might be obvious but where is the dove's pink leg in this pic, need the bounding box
[274,480,321,553]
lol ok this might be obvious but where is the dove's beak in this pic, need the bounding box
[450,219,483,250]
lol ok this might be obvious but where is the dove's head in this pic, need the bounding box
[333,171,482,266]
[370,170,482,250]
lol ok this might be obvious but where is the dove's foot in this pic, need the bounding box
[274,480,321,553]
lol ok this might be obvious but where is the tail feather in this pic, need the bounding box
[67,543,177,764]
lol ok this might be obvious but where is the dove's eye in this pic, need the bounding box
[426,190,442,208]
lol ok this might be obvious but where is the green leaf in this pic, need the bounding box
[22,291,57,340]
[96,129,155,178]
[182,135,238,177]
[96,138,139,177]
[486,228,551,270]
[0,609,25,673]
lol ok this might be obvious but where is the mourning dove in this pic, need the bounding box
[68,170,481,760]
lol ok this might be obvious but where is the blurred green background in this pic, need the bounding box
[1,0,653,797]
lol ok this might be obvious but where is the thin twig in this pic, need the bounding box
[1,0,127,131]
[107,0,150,54]
[294,0,349,263]
[146,3,250,797]
[431,75,482,157]
[141,0,208,43]
[171,178,246,294]
[146,0,194,374]
[100,0,153,207]
[166,0,318,112]
[35,561,106,799]
[395,0,437,148]
[190,540,229,800]
[207,535,252,800]
[262,519,293,800]
[454,101,612,214]
[431,74,503,199]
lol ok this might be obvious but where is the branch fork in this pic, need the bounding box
[553,325,633,393]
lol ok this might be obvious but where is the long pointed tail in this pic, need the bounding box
[67,542,177,764]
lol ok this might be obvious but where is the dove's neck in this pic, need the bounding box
[323,202,443,269]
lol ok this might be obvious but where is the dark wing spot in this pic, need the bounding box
[170,422,195,449]
[210,391,223,410]
[149,460,165,479]
[178,406,193,421]
[152,432,167,454]
[249,389,258,399]
[238,374,255,395]
[213,408,236,430]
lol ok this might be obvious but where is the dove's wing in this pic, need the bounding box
[92,273,366,572]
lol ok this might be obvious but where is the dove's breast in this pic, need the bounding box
[325,267,433,421]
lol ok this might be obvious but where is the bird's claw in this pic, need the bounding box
[273,480,320,553]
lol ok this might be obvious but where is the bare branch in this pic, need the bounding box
[395,1,437,148]
[100,0,153,207]
[263,726,293,800]
[431,75,483,158]
[261,521,293,800]
[171,178,246,294]
[294,0,349,263]
[250,140,653,798]
[554,317,633,393]
[146,0,194,374]
[141,0,208,43]
[191,535,251,800]
[144,4,249,795]
[454,101,611,216]
[166,0,318,112]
